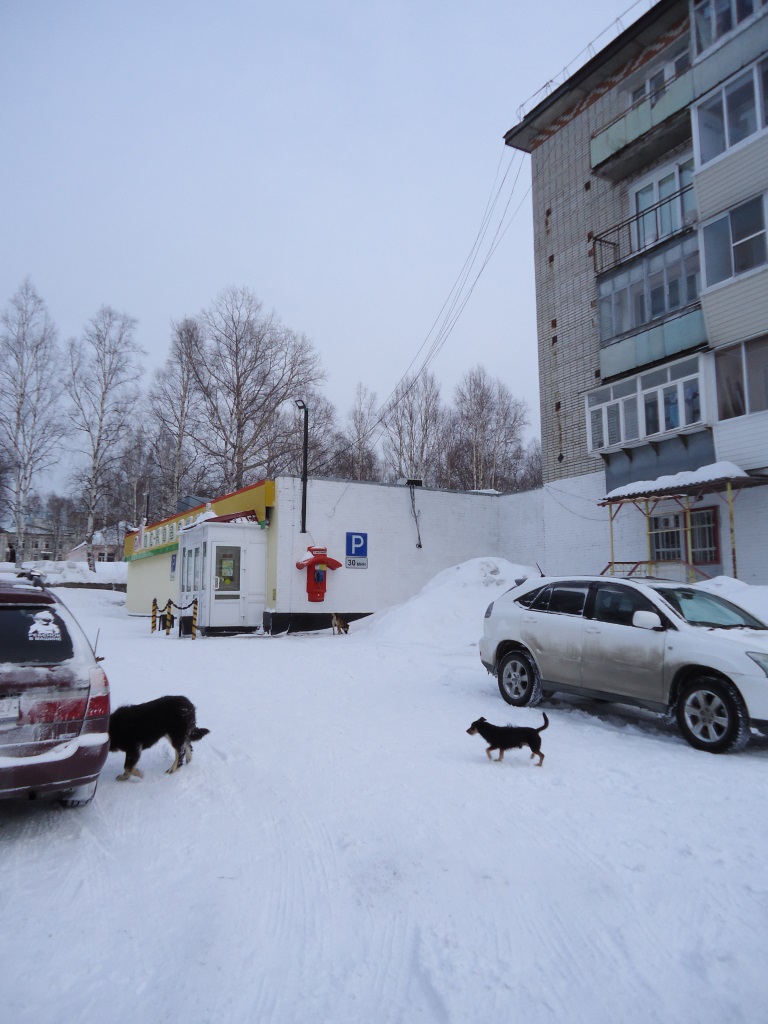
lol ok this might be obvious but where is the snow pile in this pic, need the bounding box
[698,574,768,623]
[355,556,535,647]
[0,560,127,586]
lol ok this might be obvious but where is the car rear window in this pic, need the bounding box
[0,607,75,664]
[527,583,589,616]
[549,586,588,616]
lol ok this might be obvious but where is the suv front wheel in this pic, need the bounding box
[497,649,542,707]
[676,677,750,754]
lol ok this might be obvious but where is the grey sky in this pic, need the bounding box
[1,0,640,448]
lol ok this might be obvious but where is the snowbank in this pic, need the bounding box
[355,556,535,647]
[0,560,127,586]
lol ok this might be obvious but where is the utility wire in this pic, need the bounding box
[311,144,532,476]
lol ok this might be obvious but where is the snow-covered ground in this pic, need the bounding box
[2,558,768,1023]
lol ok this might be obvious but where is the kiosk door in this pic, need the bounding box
[210,544,243,627]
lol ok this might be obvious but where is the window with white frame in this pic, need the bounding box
[632,157,695,249]
[695,58,768,164]
[586,357,703,452]
[597,235,700,344]
[693,0,767,56]
[702,193,767,286]
[629,45,691,108]
[650,507,719,565]
[715,334,768,418]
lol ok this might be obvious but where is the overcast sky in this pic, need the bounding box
[1,0,644,447]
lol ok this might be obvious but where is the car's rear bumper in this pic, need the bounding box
[479,635,496,675]
[0,732,109,800]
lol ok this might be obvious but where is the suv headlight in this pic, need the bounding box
[747,653,768,677]
[484,602,494,619]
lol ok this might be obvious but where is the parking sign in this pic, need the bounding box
[345,532,368,568]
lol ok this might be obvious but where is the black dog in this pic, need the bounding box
[109,696,209,781]
[467,714,549,766]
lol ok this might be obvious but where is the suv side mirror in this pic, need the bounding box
[633,610,662,630]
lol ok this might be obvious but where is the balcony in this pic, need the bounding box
[591,68,693,180]
[593,184,696,274]
[600,307,708,378]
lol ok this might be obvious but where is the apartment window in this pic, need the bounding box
[715,335,768,418]
[586,358,702,451]
[628,46,690,108]
[598,236,699,344]
[693,0,767,55]
[632,158,695,249]
[703,194,767,285]
[696,59,768,163]
[650,509,719,565]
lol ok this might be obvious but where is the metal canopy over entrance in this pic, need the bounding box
[597,465,768,581]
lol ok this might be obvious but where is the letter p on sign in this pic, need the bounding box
[346,532,368,557]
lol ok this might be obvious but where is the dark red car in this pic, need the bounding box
[0,574,110,806]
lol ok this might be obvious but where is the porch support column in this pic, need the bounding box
[684,496,694,583]
[727,481,738,579]
[608,503,615,575]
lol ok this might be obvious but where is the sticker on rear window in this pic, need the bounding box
[28,610,62,641]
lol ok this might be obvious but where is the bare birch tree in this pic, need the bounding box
[448,366,528,492]
[65,306,143,570]
[333,383,381,481]
[183,286,324,492]
[382,372,443,484]
[0,280,67,566]
[148,318,212,512]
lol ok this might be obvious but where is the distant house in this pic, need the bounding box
[0,521,63,563]
[65,526,126,564]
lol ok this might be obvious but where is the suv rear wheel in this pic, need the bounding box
[497,649,542,707]
[676,677,750,754]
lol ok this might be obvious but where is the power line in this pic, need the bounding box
[311,143,532,475]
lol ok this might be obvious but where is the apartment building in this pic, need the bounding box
[505,0,768,582]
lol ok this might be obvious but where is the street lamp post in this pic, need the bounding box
[295,399,309,533]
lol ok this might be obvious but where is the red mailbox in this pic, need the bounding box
[295,545,342,602]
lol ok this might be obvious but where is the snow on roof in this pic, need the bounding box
[602,461,751,502]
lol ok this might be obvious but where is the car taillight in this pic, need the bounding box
[86,666,110,719]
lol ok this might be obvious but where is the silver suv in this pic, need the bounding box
[479,575,768,754]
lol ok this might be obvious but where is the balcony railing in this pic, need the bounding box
[593,184,696,274]
[590,62,692,143]
[590,68,694,178]
[599,560,713,583]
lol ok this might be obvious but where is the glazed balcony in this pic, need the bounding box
[591,67,693,180]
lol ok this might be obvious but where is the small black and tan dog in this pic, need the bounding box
[109,696,210,781]
[467,714,549,766]
[331,613,349,635]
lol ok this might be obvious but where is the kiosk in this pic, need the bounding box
[178,516,268,633]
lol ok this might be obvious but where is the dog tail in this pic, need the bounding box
[538,713,549,733]
[190,727,210,741]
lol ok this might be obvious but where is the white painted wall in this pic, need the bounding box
[272,477,509,614]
